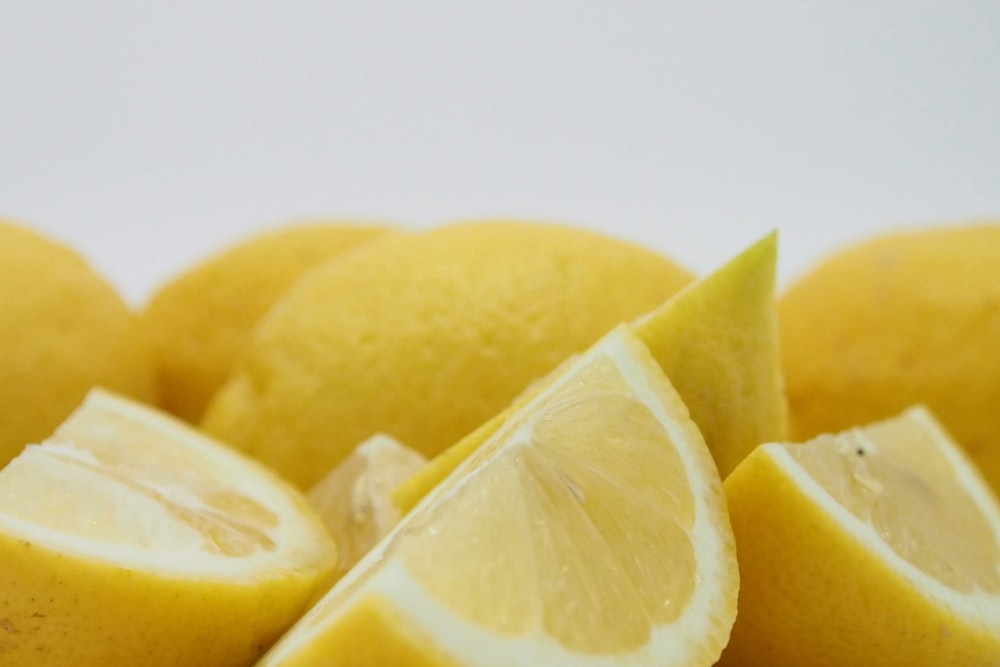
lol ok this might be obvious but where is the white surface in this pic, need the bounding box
[1,2,998,305]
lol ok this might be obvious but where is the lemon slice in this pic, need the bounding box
[0,390,337,667]
[720,406,1000,666]
[308,433,426,580]
[259,324,738,666]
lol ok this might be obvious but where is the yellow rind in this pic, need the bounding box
[0,529,325,666]
[263,596,463,667]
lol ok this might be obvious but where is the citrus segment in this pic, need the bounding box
[308,434,426,580]
[0,390,337,667]
[719,407,1000,667]
[258,325,737,667]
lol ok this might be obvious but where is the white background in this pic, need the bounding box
[1,2,998,305]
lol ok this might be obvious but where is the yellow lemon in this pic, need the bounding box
[779,224,1000,491]
[719,407,1000,666]
[0,220,156,468]
[0,389,337,667]
[393,232,784,513]
[308,434,426,581]
[143,221,395,422]
[257,324,738,666]
[202,220,693,488]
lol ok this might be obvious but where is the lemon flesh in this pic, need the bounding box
[720,407,1000,667]
[789,413,1000,594]
[0,390,337,667]
[308,434,426,581]
[259,325,738,667]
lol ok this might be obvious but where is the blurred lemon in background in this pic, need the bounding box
[0,220,156,468]
[143,221,395,422]
[779,224,1000,492]
[202,220,693,488]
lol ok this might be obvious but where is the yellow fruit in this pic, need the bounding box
[0,389,337,667]
[257,325,738,666]
[633,230,785,477]
[0,220,156,468]
[779,224,1000,491]
[719,407,1000,667]
[392,232,784,513]
[202,220,693,488]
[308,434,426,581]
[143,221,395,422]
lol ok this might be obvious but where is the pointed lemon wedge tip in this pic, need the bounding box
[259,325,738,667]
[634,229,786,477]
[0,389,337,667]
[720,406,1000,667]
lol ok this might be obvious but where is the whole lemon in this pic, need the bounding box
[142,222,395,422]
[202,220,693,488]
[0,220,156,466]
[779,223,1000,491]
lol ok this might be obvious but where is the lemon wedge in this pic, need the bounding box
[259,325,737,666]
[0,390,337,666]
[720,406,1000,666]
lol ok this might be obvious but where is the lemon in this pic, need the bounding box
[142,221,395,422]
[0,220,156,468]
[308,434,426,581]
[393,232,784,513]
[719,407,1000,666]
[0,389,337,667]
[257,324,737,666]
[202,220,693,488]
[779,224,1000,491]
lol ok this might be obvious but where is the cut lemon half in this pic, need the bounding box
[308,433,426,580]
[719,406,1000,667]
[258,324,738,667]
[0,390,337,667]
